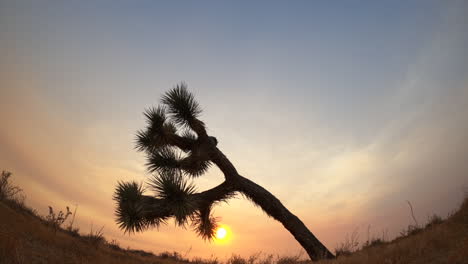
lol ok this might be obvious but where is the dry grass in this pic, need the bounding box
[1,196,467,264]
[0,201,189,264]
[316,197,468,264]
[0,171,467,264]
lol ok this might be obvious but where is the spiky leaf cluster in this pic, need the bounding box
[180,153,212,178]
[113,181,163,233]
[115,84,221,241]
[135,84,211,177]
[146,147,211,178]
[180,129,198,141]
[161,83,203,129]
[135,106,176,153]
[148,170,197,226]
[192,205,218,241]
[146,147,181,174]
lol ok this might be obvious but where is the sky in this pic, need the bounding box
[1,0,468,259]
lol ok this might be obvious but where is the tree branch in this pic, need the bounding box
[141,180,236,220]
[209,147,239,181]
[167,134,196,152]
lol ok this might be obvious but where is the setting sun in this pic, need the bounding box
[216,227,227,239]
[214,225,232,244]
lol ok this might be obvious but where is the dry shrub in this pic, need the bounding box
[246,252,274,264]
[192,256,220,264]
[227,254,247,264]
[0,171,34,217]
[399,224,423,238]
[256,254,274,264]
[44,205,72,233]
[83,225,106,248]
[0,171,22,201]
[108,239,122,251]
[335,228,360,256]
[276,256,301,264]
[158,251,182,260]
[225,253,303,264]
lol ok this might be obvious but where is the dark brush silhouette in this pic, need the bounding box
[0,171,22,201]
[113,83,334,260]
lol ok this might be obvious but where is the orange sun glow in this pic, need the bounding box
[216,227,227,239]
[214,225,232,244]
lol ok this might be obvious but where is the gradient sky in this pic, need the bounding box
[1,0,468,259]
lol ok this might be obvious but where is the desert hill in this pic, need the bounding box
[0,173,467,264]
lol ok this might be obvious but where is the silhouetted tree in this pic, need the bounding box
[113,83,334,260]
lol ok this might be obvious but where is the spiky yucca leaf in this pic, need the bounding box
[161,83,203,129]
[148,170,196,201]
[146,147,182,174]
[136,106,176,153]
[191,206,218,241]
[148,170,197,226]
[113,181,149,233]
[180,129,198,141]
[144,106,166,128]
[180,154,212,178]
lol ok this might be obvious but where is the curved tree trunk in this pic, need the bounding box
[235,175,334,260]
[209,146,335,261]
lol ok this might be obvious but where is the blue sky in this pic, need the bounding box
[1,0,467,258]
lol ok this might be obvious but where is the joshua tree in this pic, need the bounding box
[113,83,335,260]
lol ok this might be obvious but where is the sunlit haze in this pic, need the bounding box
[1,1,467,259]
